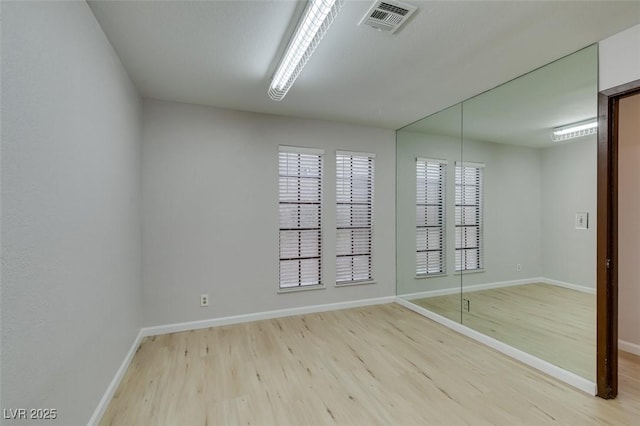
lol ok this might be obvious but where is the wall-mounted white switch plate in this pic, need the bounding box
[575,212,589,230]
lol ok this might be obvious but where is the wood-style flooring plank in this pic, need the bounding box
[99,303,639,426]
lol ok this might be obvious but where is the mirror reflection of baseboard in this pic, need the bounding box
[395,297,597,395]
[396,45,598,389]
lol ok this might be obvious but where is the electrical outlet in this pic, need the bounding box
[200,294,209,307]
[516,263,522,272]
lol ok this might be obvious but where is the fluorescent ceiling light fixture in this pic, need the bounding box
[551,118,598,142]
[268,0,343,101]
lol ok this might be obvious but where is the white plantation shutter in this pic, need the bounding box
[336,151,374,284]
[455,162,484,271]
[416,158,447,276]
[279,146,323,288]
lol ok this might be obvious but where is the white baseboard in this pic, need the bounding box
[88,329,144,426]
[395,297,597,396]
[619,339,640,356]
[540,278,596,294]
[400,277,595,301]
[140,295,396,337]
[92,289,601,424]
[90,295,395,424]
[401,277,542,300]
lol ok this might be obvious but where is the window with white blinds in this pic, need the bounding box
[455,162,484,271]
[278,146,323,289]
[416,158,447,276]
[336,151,374,284]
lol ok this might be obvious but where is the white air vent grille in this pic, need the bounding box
[359,0,417,34]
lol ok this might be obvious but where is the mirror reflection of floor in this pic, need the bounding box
[410,283,595,381]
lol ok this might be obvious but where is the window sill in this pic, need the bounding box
[454,269,485,276]
[415,273,448,279]
[335,280,376,288]
[277,284,325,294]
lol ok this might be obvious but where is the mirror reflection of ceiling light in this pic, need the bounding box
[551,118,598,142]
[268,0,343,101]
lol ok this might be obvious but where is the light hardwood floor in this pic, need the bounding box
[100,303,639,426]
[411,283,596,381]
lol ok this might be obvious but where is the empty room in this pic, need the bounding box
[2,1,640,425]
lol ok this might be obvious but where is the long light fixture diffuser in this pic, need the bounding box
[551,118,598,142]
[268,0,343,101]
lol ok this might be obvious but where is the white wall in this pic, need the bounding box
[618,93,640,350]
[142,100,395,326]
[599,24,640,91]
[1,2,142,425]
[541,138,598,289]
[396,131,543,295]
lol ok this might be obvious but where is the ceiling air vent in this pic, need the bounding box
[359,1,417,34]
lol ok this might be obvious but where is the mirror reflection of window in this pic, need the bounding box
[396,45,597,389]
[416,158,447,277]
[455,162,484,272]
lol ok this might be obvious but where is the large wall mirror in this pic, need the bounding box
[397,45,598,387]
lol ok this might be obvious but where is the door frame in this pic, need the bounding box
[597,78,640,399]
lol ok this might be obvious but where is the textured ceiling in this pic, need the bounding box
[88,1,640,130]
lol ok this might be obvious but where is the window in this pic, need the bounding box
[416,158,447,276]
[278,146,323,288]
[336,151,374,284]
[455,162,484,271]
